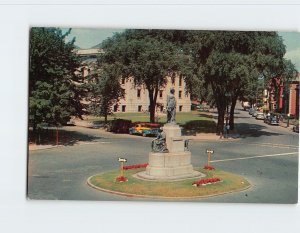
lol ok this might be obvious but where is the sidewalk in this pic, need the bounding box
[28,144,62,151]
[278,121,295,131]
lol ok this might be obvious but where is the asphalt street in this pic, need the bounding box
[27,108,299,203]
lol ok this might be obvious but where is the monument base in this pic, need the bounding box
[136,151,205,181]
[136,170,205,181]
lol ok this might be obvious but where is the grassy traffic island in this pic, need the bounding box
[87,167,251,199]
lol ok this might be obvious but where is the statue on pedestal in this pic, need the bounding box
[167,87,176,124]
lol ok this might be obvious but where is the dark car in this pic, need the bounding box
[293,124,299,133]
[268,116,279,125]
[264,115,271,123]
[107,119,132,133]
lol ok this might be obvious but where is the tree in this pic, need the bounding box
[100,30,179,123]
[29,28,84,135]
[84,63,124,123]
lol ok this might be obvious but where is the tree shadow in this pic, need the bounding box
[28,128,103,146]
[196,113,214,118]
[235,123,284,138]
[181,120,216,135]
[234,116,254,119]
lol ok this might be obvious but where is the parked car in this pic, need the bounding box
[267,116,279,125]
[129,122,160,137]
[255,112,265,120]
[107,119,132,133]
[249,108,255,115]
[264,115,270,123]
[293,124,299,133]
[252,111,258,117]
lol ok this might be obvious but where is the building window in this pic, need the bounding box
[179,105,183,112]
[159,90,163,98]
[160,105,164,112]
[179,91,182,99]
[179,77,182,86]
[138,105,142,112]
[137,89,141,98]
[121,78,125,84]
[122,105,126,112]
[171,77,175,85]
[113,105,118,112]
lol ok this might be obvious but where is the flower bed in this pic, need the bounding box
[123,163,148,170]
[192,177,221,187]
[115,176,128,182]
[204,165,215,170]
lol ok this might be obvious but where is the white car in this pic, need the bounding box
[255,112,264,120]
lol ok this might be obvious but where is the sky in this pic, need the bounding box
[64,28,300,70]
[63,28,124,48]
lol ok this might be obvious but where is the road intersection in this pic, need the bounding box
[27,108,298,203]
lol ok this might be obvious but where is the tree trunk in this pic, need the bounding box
[148,89,155,123]
[229,95,238,130]
[216,94,226,135]
[217,106,225,135]
[148,87,159,123]
[104,114,108,124]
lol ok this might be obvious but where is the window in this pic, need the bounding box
[160,106,164,112]
[121,78,125,84]
[138,105,142,112]
[179,105,183,112]
[179,77,182,86]
[179,91,182,99]
[159,90,163,98]
[122,105,126,112]
[137,89,141,98]
[171,77,175,85]
[113,105,118,112]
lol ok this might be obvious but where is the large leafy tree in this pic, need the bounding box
[100,30,179,123]
[170,31,297,133]
[84,62,124,123]
[29,27,84,133]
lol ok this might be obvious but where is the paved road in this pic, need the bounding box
[27,108,298,203]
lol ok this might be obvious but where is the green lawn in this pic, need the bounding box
[88,168,250,198]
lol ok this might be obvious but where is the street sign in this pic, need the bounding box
[206,149,214,154]
[118,158,127,177]
[206,149,214,166]
[118,158,127,162]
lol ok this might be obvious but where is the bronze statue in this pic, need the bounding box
[167,87,176,124]
[151,130,168,152]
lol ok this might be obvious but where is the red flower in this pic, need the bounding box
[123,163,148,170]
[116,176,128,182]
[204,165,215,170]
[192,177,221,186]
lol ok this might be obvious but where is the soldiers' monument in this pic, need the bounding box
[138,88,204,180]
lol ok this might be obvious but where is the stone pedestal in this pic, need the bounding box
[137,123,205,181]
[163,123,182,152]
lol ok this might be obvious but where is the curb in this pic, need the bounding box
[86,174,252,200]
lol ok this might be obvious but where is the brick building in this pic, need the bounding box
[76,49,191,113]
